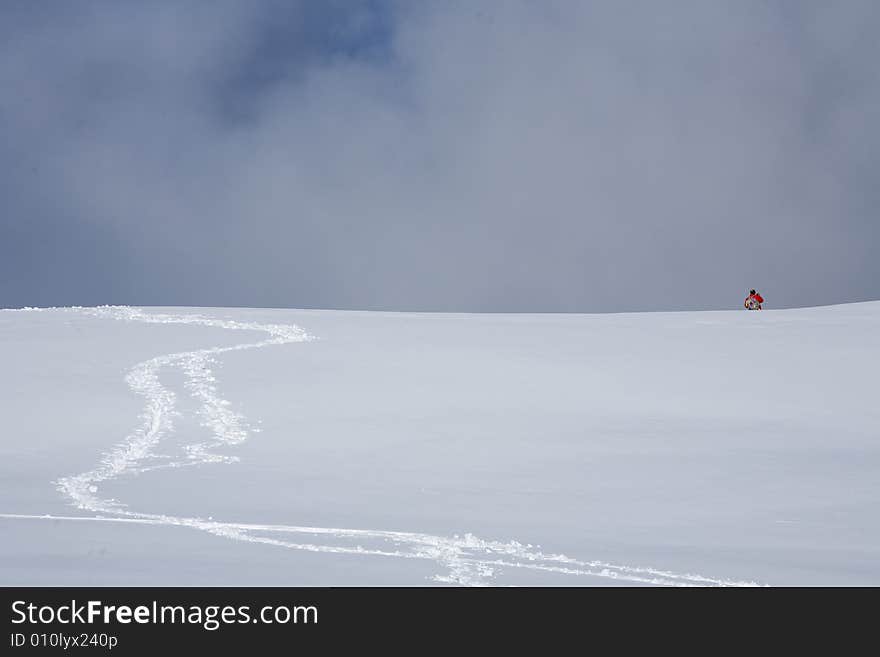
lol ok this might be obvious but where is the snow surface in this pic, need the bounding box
[1,303,878,586]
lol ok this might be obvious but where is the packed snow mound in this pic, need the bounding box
[1,302,878,585]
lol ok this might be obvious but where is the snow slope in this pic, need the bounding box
[1,303,878,585]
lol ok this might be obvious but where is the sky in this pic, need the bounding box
[1,0,878,312]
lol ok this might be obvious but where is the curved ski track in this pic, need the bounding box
[7,306,762,586]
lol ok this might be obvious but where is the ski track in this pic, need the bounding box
[8,306,762,586]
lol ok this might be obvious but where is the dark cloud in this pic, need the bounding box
[2,0,878,311]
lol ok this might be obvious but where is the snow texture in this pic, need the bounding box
[2,303,879,585]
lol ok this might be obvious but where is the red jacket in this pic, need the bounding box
[744,292,764,309]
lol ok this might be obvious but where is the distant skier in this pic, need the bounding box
[744,289,764,310]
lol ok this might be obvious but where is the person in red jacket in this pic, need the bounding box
[744,289,764,310]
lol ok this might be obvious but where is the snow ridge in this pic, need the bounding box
[44,306,761,586]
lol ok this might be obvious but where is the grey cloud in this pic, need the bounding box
[1,0,878,311]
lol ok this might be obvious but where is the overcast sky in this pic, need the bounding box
[2,1,878,312]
